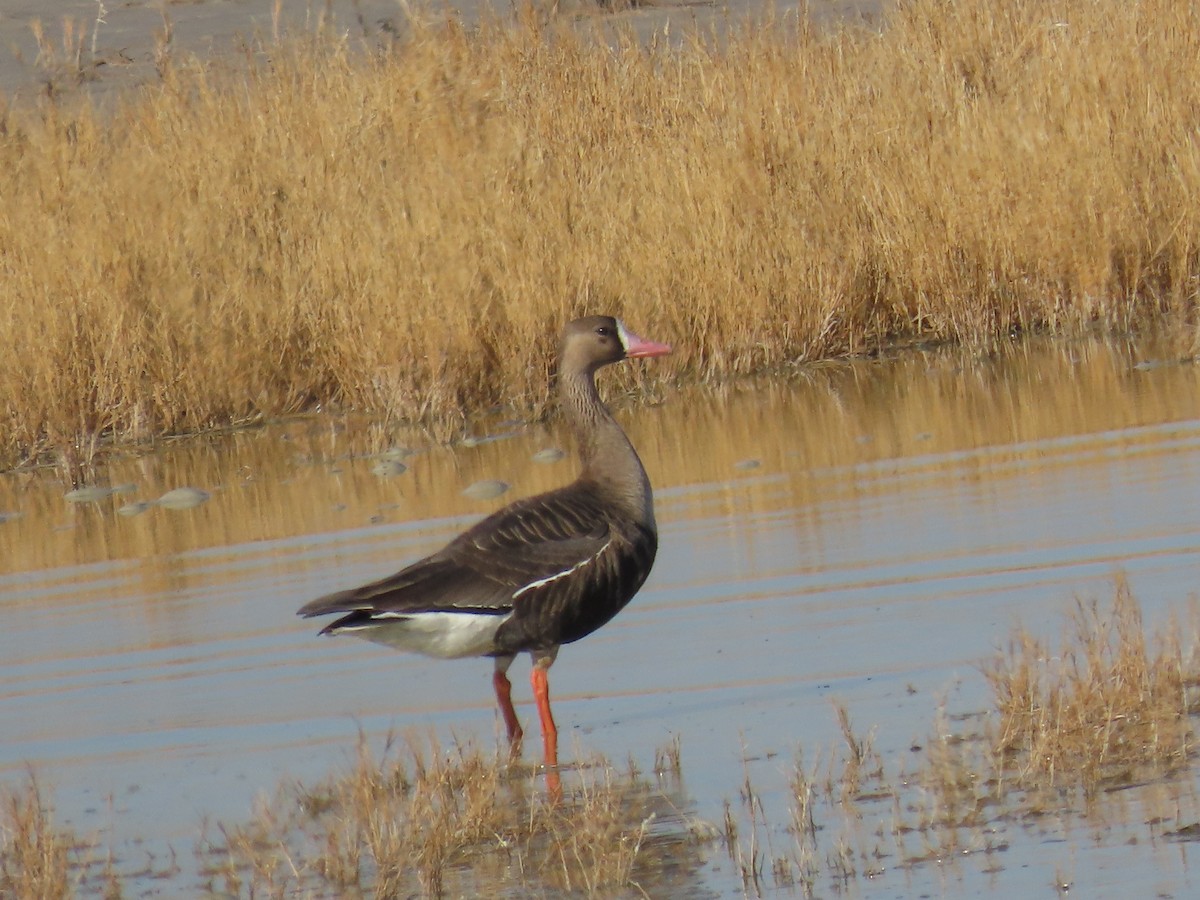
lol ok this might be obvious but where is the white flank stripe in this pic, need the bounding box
[512,539,612,600]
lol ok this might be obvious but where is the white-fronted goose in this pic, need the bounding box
[298,316,671,776]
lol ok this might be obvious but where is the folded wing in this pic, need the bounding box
[297,486,614,630]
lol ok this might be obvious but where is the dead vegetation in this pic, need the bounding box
[0,772,142,900]
[2,0,1200,468]
[194,732,694,897]
[987,575,1199,789]
[0,774,73,900]
[719,580,1200,895]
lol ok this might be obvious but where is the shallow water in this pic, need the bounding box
[0,0,886,105]
[4,334,1200,896]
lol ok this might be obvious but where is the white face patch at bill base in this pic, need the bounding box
[335,611,512,659]
[615,320,632,353]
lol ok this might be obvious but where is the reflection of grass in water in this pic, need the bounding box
[7,333,1197,581]
[5,582,1200,896]
[4,0,1200,469]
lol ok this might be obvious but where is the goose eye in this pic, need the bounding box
[595,326,612,337]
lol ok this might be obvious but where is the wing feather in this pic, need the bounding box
[297,483,614,621]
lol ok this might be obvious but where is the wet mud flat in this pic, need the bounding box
[4,334,1200,895]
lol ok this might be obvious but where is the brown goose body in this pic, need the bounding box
[298,316,671,773]
[300,478,657,659]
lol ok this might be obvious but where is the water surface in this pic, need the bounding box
[3,335,1200,896]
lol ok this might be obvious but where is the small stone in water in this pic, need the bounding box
[378,447,413,461]
[117,502,154,517]
[463,480,509,501]
[0,511,22,524]
[158,487,210,510]
[371,460,408,477]
[734,459,761,471]
[532,447,565,464]
[65,485,112,503]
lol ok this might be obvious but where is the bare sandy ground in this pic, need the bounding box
[1,0,884,103]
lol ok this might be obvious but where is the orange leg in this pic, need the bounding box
[530,664,562,798]
[530,665,558,768]
[493,669,523,749]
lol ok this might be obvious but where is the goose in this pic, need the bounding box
[298,316,671,774]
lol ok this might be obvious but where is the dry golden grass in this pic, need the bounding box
[889,581,1200,871]
[986,576,1199,790]
[714,582,1200,893]
[195,731,686,897]
[0,773,140,900]
[0,774,73,900]
[2,0,1199,468]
